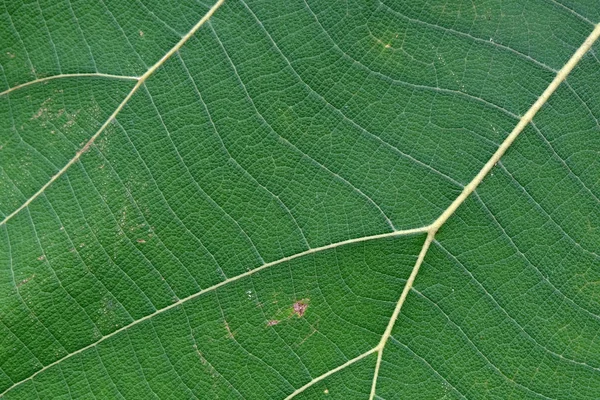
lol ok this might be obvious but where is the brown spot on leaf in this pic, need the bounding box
[293,299,309,318]
[37,255,45,261]
[267,320,280,326]
[136,239,146,244]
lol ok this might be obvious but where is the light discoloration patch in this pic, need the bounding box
[31,98,52,120]
[17,274,35,288]
[195,347,220,379]
[224,320,234,339]
[62,109,79,129]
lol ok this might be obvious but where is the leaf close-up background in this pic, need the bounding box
[1,0,600,398]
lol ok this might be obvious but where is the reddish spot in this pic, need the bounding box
[267,320,280,326]
[293,299,309,318]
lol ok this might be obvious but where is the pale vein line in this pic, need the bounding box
[390,338,468,400]
[207,24,396,231]
[178,52,312,248]
[239,0,463,188]
[378,0,560,73]
[304,0,525,126]
[0,226,428,397]
[0,73,140,96]
[434,239,600,372]
[547,0,596,26]
[0,0,226,229]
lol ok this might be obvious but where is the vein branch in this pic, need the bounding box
[284,348,378,400]
[369,230,434,399]
[0,226,428,397]
[366,22,600,399]
[0,0,226,229]
[0,73,140,96]
[430,23,600,232]
[2,3,600,397]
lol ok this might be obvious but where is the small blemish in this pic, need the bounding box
[267,320,280,326]
[293,299,309,318]
[17,274,35,288]
[224,320,234,339]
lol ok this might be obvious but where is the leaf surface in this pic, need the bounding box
[1,0,599,399]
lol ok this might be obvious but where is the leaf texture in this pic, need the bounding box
[0,0,599,399]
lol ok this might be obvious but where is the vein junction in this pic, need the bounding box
[1,0,599,396]
[300,22,600,400]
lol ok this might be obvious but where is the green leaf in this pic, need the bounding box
[1,1,599,398]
